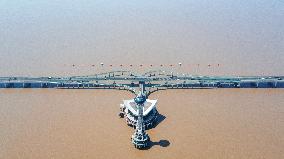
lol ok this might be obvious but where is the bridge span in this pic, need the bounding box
[1,70,284,96]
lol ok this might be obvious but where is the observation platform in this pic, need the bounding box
[120,99,158,129]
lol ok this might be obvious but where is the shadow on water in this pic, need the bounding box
[140,140,170,150]
[150,140,170,148]
[151,113,166,129]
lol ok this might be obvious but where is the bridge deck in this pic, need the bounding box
[1,71,284,90]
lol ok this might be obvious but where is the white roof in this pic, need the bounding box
[123,99,157,116]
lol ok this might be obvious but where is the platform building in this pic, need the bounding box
[119,98,158,129]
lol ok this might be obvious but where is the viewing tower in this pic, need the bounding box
[131,92,150,149]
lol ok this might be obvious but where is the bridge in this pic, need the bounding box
[1,70,284,96]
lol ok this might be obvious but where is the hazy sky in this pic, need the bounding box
[0,0,283,76]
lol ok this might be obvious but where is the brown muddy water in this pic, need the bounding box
[0,89,283,159]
